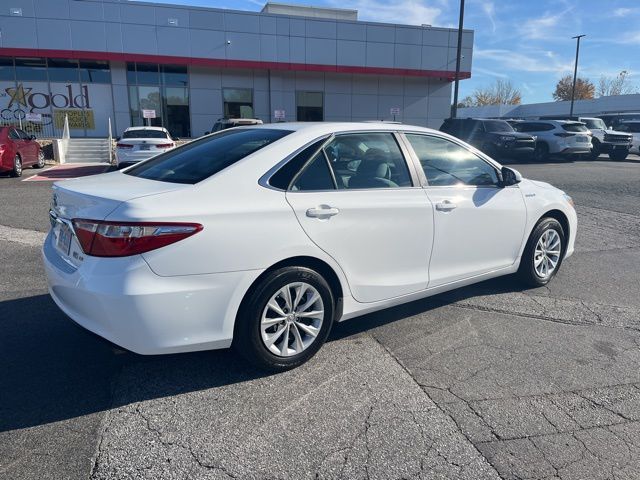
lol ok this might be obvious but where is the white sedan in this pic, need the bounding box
[43,123,577,370]
[115,126,176,168]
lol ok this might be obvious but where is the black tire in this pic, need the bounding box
[518,217,566,287]
[233,267,335,371]
[34,150,45,169]
[609,149,629,161]
[11,154,22,177]
[533,143,549,162]
[589,140,601,160]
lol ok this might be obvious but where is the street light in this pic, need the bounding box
[569,34,585,117]
[451,0,465,118]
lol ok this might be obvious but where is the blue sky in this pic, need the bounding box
[140,0,640,104]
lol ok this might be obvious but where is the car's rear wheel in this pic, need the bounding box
[35,150,45,168]
[234,267,335,371]
[533,143,549,162]
[518,217,565,287]
[11,154,22,177]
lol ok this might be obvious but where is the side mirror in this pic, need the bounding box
[501,166,522,187]
[204,131,210,135]
[116,136,121,141]
[173,137,180,142]
[29,134,36,140]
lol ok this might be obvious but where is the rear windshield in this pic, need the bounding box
[125,128,292,184]
[562,123,589,133]
[482,120,514,133]
[122,130,169,139]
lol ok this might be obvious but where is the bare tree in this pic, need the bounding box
[462,80,522,107]
[597,71,638,97]
[553,75,595,101]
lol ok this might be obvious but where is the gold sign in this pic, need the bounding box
[53,109,95,130]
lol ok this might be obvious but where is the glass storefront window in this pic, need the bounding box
[0,57,15,81]
[223,88,253,118]
[47,58,79,83]
[163,87,190,137]
[136,63,160,85]
[296,91,323,121]
[161,65,187,87]
[14,58,47,82]
[127,62,191,137]
[80,61,111,83]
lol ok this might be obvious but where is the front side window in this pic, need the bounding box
[406,134,500,187]
[223,88,253,119]
[324,133,412,189]
[126,128,291,184]
[482,120,513,133]
[8,129,20,140]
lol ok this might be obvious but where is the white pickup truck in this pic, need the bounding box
[578,117,633,161]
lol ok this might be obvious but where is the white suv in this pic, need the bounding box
[511,120,592,161]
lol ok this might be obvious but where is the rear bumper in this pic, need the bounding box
[42,231,262,354]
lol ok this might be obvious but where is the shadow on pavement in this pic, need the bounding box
[1,274,535,433]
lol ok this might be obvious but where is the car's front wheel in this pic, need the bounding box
[234,267,335,371]
[518,217,565,287]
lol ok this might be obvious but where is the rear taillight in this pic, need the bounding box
[554,132,574,137]
[72,219,203,257]
[155,143,174,149]
[116,143,133,149]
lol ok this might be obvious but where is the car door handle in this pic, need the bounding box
[306,205,340,218]
[435,200,457,212]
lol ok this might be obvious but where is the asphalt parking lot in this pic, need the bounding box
[1,155,640,480]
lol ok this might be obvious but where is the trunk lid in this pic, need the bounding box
[50,170,188,221]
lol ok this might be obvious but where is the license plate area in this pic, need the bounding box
[56,222,73,256]
[139,144,151,151]
[576,136,587,142]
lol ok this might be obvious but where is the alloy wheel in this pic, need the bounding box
[260,282,324,357]
[37,151,45,168]
[14,156,22,176]
[534,229,561,278]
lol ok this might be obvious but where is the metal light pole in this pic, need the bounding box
[451,0,465,118]
[569,34,585,117]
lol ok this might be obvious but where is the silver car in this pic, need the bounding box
[512,120,592,161]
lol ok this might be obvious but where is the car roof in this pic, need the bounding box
[246,121,437,136]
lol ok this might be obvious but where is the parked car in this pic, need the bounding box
[540,116,632,160]
[597,113,640,130]
[44,123,576,370]
[115,127,177,168]
[510,120,592,161]
[615,120,640,155]
[0,126,44,177]
[439,118,535,158]
[205,118,263,135]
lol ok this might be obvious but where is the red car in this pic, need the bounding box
[0,126,45,177]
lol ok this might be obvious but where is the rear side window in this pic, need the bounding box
[482,120,513,132]
[562,123,588,133]
[126,128,292,184]
[269,137,328,190]
[517,122,554,132]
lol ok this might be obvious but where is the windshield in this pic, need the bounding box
[482,120,514,133]
[122,130,169,139]
[582,119,606,130]
[125,128,292,184]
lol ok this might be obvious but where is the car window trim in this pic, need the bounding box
[398,131,505,189]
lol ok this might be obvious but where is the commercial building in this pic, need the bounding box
[458,94,640,120]
[0,0,473,138]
